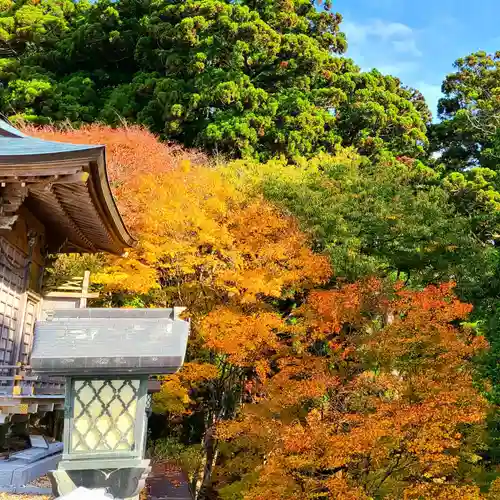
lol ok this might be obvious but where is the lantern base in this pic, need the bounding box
[49,459,151,499]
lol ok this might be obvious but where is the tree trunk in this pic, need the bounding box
[195,423,217,499]
[193,452,206,498]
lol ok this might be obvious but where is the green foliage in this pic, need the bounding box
[442,167,500,242]
[429,52,500,247]
[0,0,429,161]
[43,253,104,290]
[430,51,500,172]
[427,55,500,420]
[225,151,487,290]
[149,437,204,478]
[0,0,81,54]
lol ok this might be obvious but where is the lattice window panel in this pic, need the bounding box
[0,237,25,367]
[70,379,140,453]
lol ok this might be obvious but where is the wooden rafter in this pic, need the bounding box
[0,120,135,255]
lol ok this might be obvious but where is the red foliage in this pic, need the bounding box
[21,123,206,229]
[396,155,416,167]
[215,281,491,499]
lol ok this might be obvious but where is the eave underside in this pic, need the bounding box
[0,155,134,255]
[27,182,117,254]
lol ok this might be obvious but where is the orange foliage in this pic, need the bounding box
[215,282,491,499]
[304,277,384,337]
[27,126,495,497]
[262,356,340,408]
[402,484,483,499]
[201,309,282,375]
[219,202,332,303]
[27,122,330,312]
[28,126,335,476]
[92,166,331,302]
[23,123,206,230]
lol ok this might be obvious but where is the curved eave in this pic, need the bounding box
[0,140,103,167]
[88,149,136,253]
[0,133,136,255]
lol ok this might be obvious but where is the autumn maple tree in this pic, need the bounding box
[214,282,493,499]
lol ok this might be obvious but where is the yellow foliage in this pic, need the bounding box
[153,363,219,415]
[98,164,331,312]
[92,258,159,294]
[178,362,219,383]
[152,376,191,415]
[220,149,360,196]
[487,478,500,499]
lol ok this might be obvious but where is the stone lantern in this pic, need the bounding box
[30,307,190,499]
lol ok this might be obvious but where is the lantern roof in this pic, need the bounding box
[31,308,189,376]
[0,119,135,255]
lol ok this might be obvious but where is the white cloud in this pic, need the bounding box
[377,61,420,75]
[343,20,417,47]
[341,18,444,121]
[392,39,422,57]
[342,22,367,45]
[339,16,464,124]
[371,21,413,40]
[342,18,422,77]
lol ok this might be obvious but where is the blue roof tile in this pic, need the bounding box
[0,119,102,158]
[0,119,27,138]
[0,137,101,156]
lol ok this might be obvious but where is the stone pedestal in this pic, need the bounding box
[49,460,151,500]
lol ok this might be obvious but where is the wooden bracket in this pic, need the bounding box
[0,183,28,230]
[0,171,88,231]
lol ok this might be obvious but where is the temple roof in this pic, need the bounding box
[0,119,135,255]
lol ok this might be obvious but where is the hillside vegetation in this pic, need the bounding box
[5,0,500,498]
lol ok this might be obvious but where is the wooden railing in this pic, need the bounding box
[0,363,65,397]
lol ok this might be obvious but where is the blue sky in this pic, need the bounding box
[334,0,500,120]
